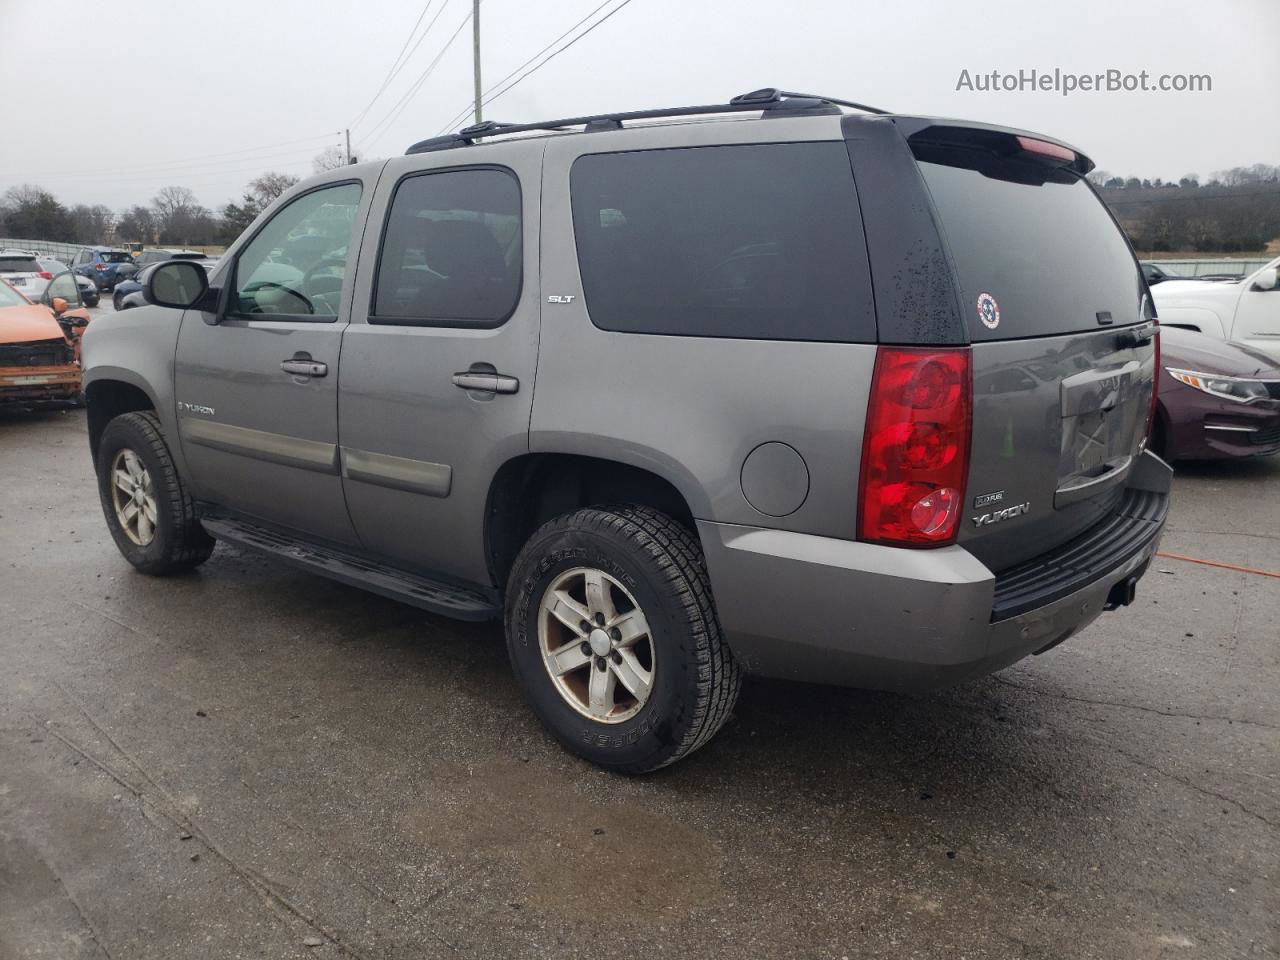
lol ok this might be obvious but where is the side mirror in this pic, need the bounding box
[41,271,82,311]
[1251,267,1278,292]
[145,260,209,309]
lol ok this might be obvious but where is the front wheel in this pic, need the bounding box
[96,411,214,574]
[505,506,740,773]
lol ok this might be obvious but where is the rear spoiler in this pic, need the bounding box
[890,116,1095,176]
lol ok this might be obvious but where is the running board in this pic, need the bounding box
[200,516,499,621]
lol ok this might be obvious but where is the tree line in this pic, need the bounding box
[1087,164,1280,253]
[0,146,351,248]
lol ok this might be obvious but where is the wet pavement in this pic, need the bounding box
[1,398,1277,959]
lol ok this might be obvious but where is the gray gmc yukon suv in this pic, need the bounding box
[82,89,1171,772]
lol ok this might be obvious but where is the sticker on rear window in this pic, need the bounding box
[977,292,1001,330]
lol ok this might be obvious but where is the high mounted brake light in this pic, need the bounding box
[1015,135,1076,164]
[858,347,973,546]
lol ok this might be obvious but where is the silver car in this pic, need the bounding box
[81,88,1170,772]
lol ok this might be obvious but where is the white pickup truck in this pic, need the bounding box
[1151,256,1280,359]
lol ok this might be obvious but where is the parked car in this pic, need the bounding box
[1152,325,1280,460]
[38,258,100,306]
[1151,256,1280,359]
[114,258,217,310]
[1141,261,1182,285]
[0,250,51,301]
[72,246,137,291]
[133,248,209,268]
[82,88,1171,772]
[0,272,89,407]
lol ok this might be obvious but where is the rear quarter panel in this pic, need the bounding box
[534,117,877,536]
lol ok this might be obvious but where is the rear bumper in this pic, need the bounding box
[699,451,1172,693]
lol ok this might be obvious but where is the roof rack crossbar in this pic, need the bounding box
[405,87,891,154]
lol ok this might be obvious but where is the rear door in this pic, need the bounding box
[338,142,541,586]
[909,132,1156,569]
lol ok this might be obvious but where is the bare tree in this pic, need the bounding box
[248,171,299,207]
[312,145,346,174]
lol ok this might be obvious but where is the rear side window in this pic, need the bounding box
[914,150,1143,340]
[570,143,875,342]
[372,167,522,327]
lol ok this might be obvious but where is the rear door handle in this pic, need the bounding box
[281,359,328,378]
[452,372,519,394]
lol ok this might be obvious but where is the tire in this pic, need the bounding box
[96,411,214,575]
[505,505,740,773]
[112,292,123,311]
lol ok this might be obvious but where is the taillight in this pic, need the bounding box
[95,263,106,271]
[37,271,53,280]
[858,346,972,546]
[1015,135,1076,164]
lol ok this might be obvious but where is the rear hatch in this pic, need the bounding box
[0,256,43,297]
[910,128,1156,570]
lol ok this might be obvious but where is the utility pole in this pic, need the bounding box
[344,128,352,165]
[472,0,482,125]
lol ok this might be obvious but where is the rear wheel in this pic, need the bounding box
[96,411,214,574]
[505,505,740,773]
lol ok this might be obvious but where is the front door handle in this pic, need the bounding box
[452,371,519,394]
[281,358,328,378]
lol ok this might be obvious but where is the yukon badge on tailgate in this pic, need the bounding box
[972,501,1031,526]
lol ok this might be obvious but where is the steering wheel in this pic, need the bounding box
[302,257,347,293]
[247,280,313,315]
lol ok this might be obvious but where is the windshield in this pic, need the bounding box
[0,281,29,307]
[914,147,1143,341]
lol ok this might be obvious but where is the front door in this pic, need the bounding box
[174,174,374,546]
[339,144,541,585]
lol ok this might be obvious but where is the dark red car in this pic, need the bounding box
[1153,325,1280,461]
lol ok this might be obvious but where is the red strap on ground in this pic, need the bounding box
[1156,551,1280,580]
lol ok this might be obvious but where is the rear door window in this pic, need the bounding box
[570,142,875,342]
[371,167,522,327]
[913,149,1143,340]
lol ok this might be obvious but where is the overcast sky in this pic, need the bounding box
[1,0,1276,212]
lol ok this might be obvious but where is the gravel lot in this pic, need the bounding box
[2,302,1277,958]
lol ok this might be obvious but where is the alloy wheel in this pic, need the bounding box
[110,448,158,546]
[538,566,656,723]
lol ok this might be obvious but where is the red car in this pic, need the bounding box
[1153,325,1280,461]
[0,274,90,408]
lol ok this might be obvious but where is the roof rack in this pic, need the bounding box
[405,87,891,154]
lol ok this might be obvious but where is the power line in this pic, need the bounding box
[27,133,339,180]
[435,0,617,136]
[18,147,332,184]
[348,0,450,132]
[468,0,636,120]
[361,5,476,148]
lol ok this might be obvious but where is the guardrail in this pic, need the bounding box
[1145,258,1273,278]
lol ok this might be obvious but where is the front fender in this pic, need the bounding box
[1154,306,1226,338]
[82,304,185,471]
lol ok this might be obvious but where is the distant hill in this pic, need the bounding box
[1094,180,1280,255]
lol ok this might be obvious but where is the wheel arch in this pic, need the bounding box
[84,371,158,467]
[485,453,700,593]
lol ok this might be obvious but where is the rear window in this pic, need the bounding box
[914,149,1142,340]
[570,142,875,342]
[102,251,134,263]
[0,257,39,272]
